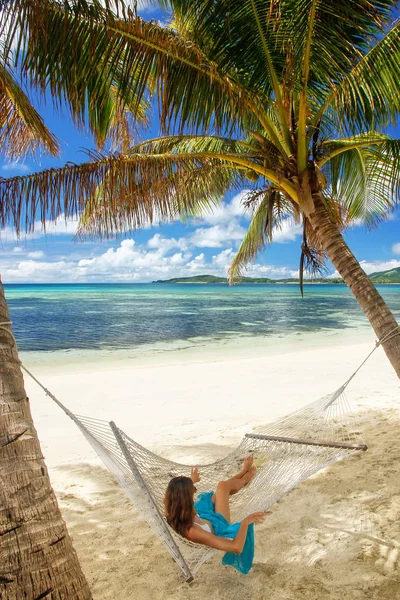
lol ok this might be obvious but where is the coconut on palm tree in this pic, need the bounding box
[1,0,400,597]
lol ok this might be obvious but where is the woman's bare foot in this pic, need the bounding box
[239,456,254,478]
[241,465,256,486]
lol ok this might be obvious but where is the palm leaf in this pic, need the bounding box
[321,138,400,225]
[0,149,245,235]
[77,161,241,238]
[2,0,268,138]
[228,190,295,282]
[313,18,400,134]
[0,61,58,157]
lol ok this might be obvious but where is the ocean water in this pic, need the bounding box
[4,283,400,360]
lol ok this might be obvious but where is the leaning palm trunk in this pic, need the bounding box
[0,282,92,599]
[306,194,400,377]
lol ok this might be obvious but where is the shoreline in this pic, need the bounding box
[20,325,375,375]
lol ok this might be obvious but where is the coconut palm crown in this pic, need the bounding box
[1,0,400,375]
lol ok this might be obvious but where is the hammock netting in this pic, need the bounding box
[50,382,366,581]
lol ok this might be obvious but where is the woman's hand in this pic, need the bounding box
[190,466,200,484]
[243,512,268,526]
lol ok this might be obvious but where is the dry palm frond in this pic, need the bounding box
[299,218,328,296]
[77,161,242,238]
[0,62,58,157]
[0,150,243,235]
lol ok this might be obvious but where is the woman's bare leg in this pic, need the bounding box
[213,466,256,522]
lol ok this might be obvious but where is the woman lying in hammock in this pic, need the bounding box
[164,457,267,574]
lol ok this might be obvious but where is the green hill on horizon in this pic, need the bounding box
[153,267,400,285]
[152,274,343,284]
[369,266,400,283]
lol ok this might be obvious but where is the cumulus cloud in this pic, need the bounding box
[190,222,247,248]
[147,233,188,253]
[272,219,302,243]
[0,191,304,283]
[198,191,251,226]
[0,214,80,243]
[331,259,400,278]
[392,243,400,255]
[1,162,31,174]
[244,263,299,279]
[27,251,45,259]
[211,248,236,269]
[1,236,296,283]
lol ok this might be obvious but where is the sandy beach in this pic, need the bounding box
[23,337,400,600]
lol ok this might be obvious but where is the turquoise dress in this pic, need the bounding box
[194,491,255,574]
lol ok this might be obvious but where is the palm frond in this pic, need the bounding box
[299,218,328,296]
[317,132,391,166]
[77,161,241,238]
[0,150,244,235]
[228,189,296,283]
[0,61,59,157]
[130,135,259,155]
[321,139,400,225]
[1,0,266,138]
[163,0,295,150]
[284,0,395,90]
[97,87,149,152]
[314,18,400,134]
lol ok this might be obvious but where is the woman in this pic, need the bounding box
[164,457,267,574]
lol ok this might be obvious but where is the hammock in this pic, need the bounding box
[2,320,398,582]
[22,367,367,582]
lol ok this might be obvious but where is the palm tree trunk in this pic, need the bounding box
[307,194,400,377]
[0,281,92,599]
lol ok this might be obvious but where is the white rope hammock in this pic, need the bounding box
[1,321,399,581]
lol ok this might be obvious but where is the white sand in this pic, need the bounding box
[24,337,400,599]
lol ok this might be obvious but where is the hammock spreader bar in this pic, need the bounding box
[245,433,368,451]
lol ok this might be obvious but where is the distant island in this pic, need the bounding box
[368,266,400,283]
[153,274,343,284]
[153,267,400,285]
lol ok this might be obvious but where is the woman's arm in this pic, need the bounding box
[187,512,266,554]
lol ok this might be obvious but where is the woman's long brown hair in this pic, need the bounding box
[164,476,195,537]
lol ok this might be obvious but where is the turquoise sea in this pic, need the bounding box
[4,283,400,359]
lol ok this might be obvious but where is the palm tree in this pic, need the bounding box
[0,0,399,594]
[0,42,113,600]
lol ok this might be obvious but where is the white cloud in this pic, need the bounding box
[1,162,31,174]
[190,222,247,248]
[198,191,251,227]
[0,214,79,243]
[12,247,23,253]
[147,233,188,253]
[244,263,299,279]
[1,233,301,283]
[27,251,45,259]
[392,243,400,256]
[272,219,302,243]
[211,248,236,269]
[186,253,206,272]
[331,259,400,278]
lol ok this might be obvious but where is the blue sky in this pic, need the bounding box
[0,1,399,283]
